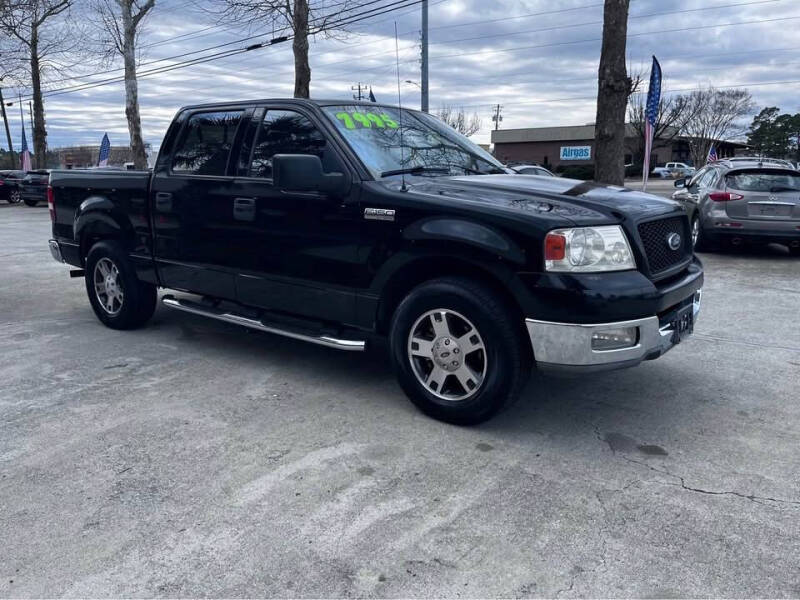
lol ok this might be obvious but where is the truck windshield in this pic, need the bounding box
[322,104,505,179]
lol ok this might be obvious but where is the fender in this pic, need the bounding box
[402,217,526,265]
[73,196,135,252]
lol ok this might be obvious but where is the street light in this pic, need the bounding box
[405,80,421,89]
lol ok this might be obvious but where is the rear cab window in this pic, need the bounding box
[171,110,245,176]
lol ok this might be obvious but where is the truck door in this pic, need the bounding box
[226,106,362,325]
[150,107,251,300]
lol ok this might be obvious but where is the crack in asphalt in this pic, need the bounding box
[589,421,800,508]
[620,454,800,508]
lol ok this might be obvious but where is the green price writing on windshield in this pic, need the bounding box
[335,111,399,130]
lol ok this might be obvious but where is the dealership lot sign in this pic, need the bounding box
[560,146,591,160]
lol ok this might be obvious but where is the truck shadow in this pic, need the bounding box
[149,303,703,442]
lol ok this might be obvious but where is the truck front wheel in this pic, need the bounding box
[389,277,530,425]
[85,241,156,330]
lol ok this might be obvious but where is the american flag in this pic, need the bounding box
[642,56,662,192]
[20,122,32,172]
[707,145,718,163]
[98,133,111,167]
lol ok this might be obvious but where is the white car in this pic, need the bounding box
[653,162,695,178]
[511,164,556,176]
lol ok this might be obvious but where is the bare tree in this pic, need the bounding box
[681,88,754,167]
[627,93,695,167]
[215,0,358,98]
[0,0,74,167]
[89,0,155,169]
[436,105,482,137]
[594,0,634,185]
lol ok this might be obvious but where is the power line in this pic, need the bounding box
[18,0,426,102]
[29,0,419,90]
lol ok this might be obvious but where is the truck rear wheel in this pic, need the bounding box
[23,198,38,207]
[389,277,530,425]
[85,241,156,330]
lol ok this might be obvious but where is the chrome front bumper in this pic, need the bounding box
[526,290,702,374]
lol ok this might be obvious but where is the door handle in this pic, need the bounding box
[155,192,172,212]
[233,197,256,221]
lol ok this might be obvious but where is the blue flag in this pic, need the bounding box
[369,87,377,103]
[98,133,111,167]
[642,56,662,192]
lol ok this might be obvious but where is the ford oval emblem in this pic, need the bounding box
[667,232,682,251]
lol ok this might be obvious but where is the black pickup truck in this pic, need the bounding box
[48,99,703,424]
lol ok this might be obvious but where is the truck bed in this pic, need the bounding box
[49,169,152,248]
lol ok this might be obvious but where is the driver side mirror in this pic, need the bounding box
[674,177,687,188]
[272,154,349,197]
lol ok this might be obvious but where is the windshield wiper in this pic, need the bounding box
[456,165,498,175]
[380,166,450,178]
[769,186,800,193]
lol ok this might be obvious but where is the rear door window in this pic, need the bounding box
[726,170,800,192]
[172,110,245,175]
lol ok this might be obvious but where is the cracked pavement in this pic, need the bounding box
[1,203,799,597]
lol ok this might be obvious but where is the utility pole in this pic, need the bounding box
[0,86,14,169]
[420,0,429,113]
[351,82,368,101]
[492,104,503,130]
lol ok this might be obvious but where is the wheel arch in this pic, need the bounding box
[374,253,528,338]
[74,196,135,263]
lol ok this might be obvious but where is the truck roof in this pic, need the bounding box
[177,98,406,112]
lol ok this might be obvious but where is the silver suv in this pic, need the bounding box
[673,160,800,255]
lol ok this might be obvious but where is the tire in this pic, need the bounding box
[389,277,530,425]
[692,215,714,252]
[789,245,800,257]
[23,198,38,207]
[8,190,21,204]
[84,240,157,330]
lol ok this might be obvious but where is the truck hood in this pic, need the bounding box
[390,174,684,226]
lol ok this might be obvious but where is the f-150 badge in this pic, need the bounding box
[364,208,395,221]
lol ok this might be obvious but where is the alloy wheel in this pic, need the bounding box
[93,257,124,315]
[407,308,487,401]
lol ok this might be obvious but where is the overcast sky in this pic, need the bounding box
[3,0,800,153]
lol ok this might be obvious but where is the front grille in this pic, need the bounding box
[637,216,691,276]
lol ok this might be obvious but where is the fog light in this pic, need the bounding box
[591,327,638,351]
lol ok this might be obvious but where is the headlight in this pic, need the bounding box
[544,225,636,272]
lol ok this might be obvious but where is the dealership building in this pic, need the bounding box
[491,124,745,169]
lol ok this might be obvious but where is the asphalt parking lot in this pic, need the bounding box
[1,201,799,598]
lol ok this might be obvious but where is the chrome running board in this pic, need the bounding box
[161,295,366,352]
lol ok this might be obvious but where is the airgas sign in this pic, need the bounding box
[559,145,591,161]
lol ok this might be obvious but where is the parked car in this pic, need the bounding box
[511,164,556,176]
[48,99,703,424]
[653,162,695,178]
[0,169,26,204]
[20,170,50,206]
[673,159,800,254]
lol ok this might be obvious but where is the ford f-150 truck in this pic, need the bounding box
[48,99,703,424]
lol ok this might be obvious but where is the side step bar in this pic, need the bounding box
[161,295,366,352]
